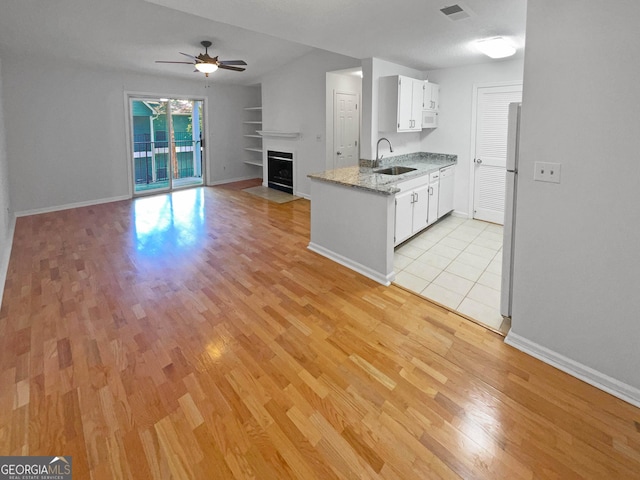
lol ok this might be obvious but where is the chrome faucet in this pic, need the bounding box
[375,137,393,167]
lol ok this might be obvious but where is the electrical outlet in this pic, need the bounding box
[534,162,561,184]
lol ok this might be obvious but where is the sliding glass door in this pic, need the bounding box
[129,96,205,195]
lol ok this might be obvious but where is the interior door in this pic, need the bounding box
[472,84,522,224]
[334,92,359,169]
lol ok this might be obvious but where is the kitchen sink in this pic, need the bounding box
[374,166,417,175]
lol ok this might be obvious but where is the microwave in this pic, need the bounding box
[422,110,438,129]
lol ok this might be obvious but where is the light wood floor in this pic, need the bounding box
[1,182,638,479]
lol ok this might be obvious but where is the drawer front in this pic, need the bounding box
[395,174,431,193]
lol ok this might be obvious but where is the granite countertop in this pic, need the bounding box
[308,152,457,195]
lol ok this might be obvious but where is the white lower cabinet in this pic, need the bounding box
[438,165,455,218]
[394,190,415,245]
[394,176,433,246]
[395,171,443,246]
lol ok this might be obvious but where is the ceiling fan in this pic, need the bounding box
[156,41,247,77]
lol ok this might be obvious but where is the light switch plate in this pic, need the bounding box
[534,162,561,184]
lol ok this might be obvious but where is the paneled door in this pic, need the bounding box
[472,84,522,224]
[333,92,359,169]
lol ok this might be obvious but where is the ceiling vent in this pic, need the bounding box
[440,4,472,21]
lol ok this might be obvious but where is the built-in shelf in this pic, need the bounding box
[245,105,263,169]
[257,130,300,138]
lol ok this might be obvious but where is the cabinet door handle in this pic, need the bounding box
[429,186,433,195]
[414,192,419,202]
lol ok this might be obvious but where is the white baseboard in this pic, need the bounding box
[307,242,394,286]
[0,214,16,309]
[15,194,131,218]
[296,192,310,200]
[208,175,260,186]
[451,210,469,219]
[505,331,640,408]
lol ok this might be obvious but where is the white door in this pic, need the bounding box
[412,185,429,232]
[398,76,414,131]
[334,92,359,169]
[394,190,414,246]
[472,84,522,224]
[412,79,424,130]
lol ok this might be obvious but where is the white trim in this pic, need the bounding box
[505,332,640,408]
[0,214,16,309]
[15,195,131,218]
[451,210,470,219]
[296,192,310,200]
[307,242,395,286]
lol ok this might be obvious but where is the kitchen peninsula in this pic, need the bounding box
[308,152,456,285]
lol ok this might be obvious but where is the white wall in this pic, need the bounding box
[209,84,261,184]
[261,49,360,197]
[424,59,524,216]
[508,0,640,404]
[325,71,362,170]
[361,58,425,160]
[0,58,14,306]
[1,55,260,214]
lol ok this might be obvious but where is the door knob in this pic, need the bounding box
[476,158,483,164]
[336,151,342,156]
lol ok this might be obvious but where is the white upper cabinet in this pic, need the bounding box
[423,81,440,111]
[379,75,423,132]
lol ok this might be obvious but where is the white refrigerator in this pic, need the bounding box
[500,102,522,319]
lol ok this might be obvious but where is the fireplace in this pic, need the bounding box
[267,150,293,194]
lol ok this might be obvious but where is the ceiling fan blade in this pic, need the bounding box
[156,61,195,64]
[179,52,198,60]
[218,64,246,72]
[219,60,247,66]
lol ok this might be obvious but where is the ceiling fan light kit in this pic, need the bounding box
[195,63,218,75]
[156,40,247,77]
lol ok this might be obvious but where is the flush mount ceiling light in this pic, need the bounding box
[195,62,218,74]
[475,36,516,59]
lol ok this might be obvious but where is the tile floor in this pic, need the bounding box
[393,215,510,333]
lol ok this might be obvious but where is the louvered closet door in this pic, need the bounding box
[472,84,522,224]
